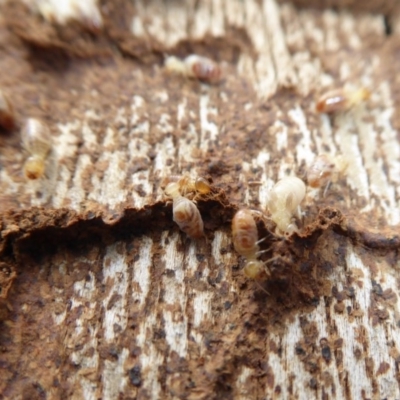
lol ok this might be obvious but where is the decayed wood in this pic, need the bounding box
[1,0,400,399]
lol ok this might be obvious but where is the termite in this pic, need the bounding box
[178,176,212,199]
[266,176,306,236]
[232,209,269,281]
[316,87,370,113]
[183,55,222,83]
[0,90,15,131]
[21,118,52,180]
[165,55,222,83]
[307,154,348,195]
[165,182,204,239]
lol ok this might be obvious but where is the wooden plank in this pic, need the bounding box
[0,0,400,399]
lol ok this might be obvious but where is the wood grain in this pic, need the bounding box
[0,1,400,399]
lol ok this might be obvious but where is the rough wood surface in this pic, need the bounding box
[1,1,400,399]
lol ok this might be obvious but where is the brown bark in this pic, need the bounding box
[1,1,400,399]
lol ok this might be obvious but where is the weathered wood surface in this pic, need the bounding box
[1,0,400,399]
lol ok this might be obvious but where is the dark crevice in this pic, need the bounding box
[384,15,392,36]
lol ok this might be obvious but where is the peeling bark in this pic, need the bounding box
[1,0,400,399]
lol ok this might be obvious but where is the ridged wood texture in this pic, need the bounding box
[1,1,400,399]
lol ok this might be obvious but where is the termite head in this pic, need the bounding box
[307,154,336,188]
[270,212,299,237]
[165,182,181,199]
[23,156,45,180]
[194,177,211,195]
[243,260,267,280]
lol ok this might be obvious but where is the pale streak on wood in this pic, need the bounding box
[337,249,373,398]
[273,120,288,151]
[131,236,152,305]
[223,0,245,28]
[333,114,371,203]
[263,0,298,89]
[199,92,219,152]
[375,82,400,223]
[165,1,188,48]
[211,231,234,270]
[102,244,129,342]
[281,316,313,399]
[23,0,102,26]
[354,109,399,224]
[0,169,19,196]
[68,154,91,210]
[254,151,273,211]
[281,3,306,50]
[338,247,400,398]
[131,0,148,38]
[308,300,344,398]
[51,165,71,209]
[50,120,80,208]
[284,6,327,95]
[176,98,200,168]
[237,53,258,90]
[162,231,189,358]
[96,151,128,210]
[102,349,129,400]
[82,116,100,152]
[339,12,362,50]
[319,115,338,154]
[143,0,167,44]
[136,307,164,398]
[289,106,316,168]
[153,136,175,177]
[185,241,201,274]
[186,240,213,357]
[127,96,156,208]
[235,366,253,399]
[192,292,212,328]
[322,10,341,52]
[67,270,99,400]
[244,0,277,99]
[267,333,295,397]
[239,167,253,206]
[210,0,225,38]
[354,262,399,396]
[357,14,386,38]
[190,0,212,40]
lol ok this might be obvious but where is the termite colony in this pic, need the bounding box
[160,74,366,292]
[0,89,53,181]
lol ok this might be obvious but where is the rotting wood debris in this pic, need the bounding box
[1,196,399,299]
[1,1,400,398]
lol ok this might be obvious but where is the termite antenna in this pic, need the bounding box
[255,247,272,257]
[264,256,281,265]
[256,237,267,245]
[322,181,331,198]
[254,280,270,296]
